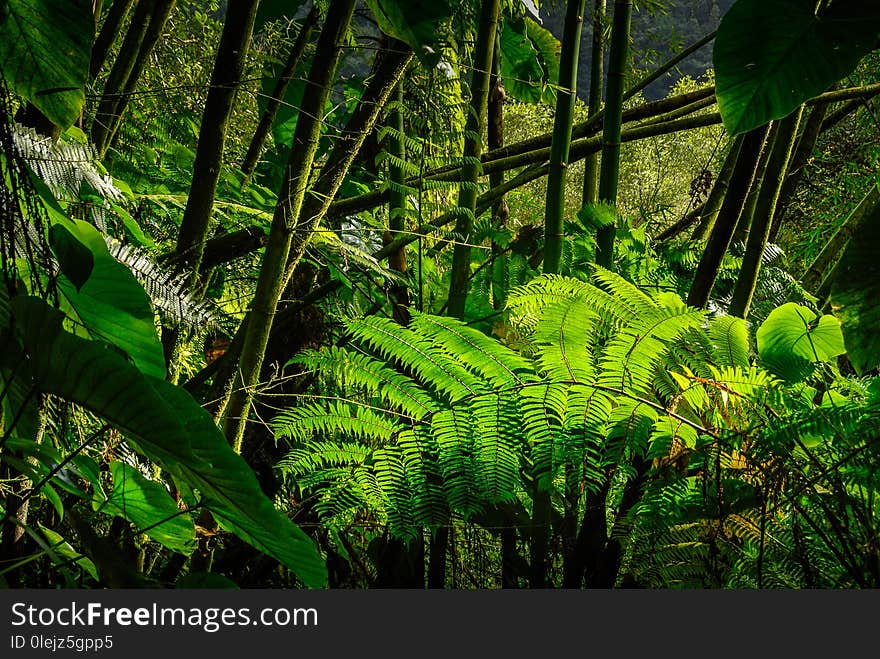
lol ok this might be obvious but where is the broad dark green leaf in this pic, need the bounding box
[714,0,880,135]
[0,0,94,129]
[829,188,880,375]
[48,224,93,290]
[38,525,99,582]
[500,17,560,104]
[756,302,845,382]
[96,461,196,555]
[9,295,328,587]
[52,218,166,380]
[175,572,239,588]
[365,0,453,65]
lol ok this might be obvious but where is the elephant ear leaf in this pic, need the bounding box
[756,302,845,382]
[9,295,328,587]
[96,461,197,555]
[714,0,880,135]
[365,0,452,66]
[0,0,93,129]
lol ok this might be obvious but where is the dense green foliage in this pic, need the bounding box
[0,0,878,589]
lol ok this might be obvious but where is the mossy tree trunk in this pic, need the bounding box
[594,0,632,268]
[542,0,588,275]
[241,6,318,181]
[221,13,410,452]
[446,0,502,319]
[92,0,176,155]
[687,124,769,308]
[729,107,803,319]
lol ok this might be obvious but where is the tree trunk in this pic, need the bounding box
[386,81,412,325]
[91,0,154,151]
[768,101,829,242]
[489,30,510,311]
[729,107,803,319]
[581,0,605,208]
[446,0,502,319]
[221,7,407,451]
[686,124,769,308]
[730,129,774,245]
[241,7,318,181]
[92,0,176,155]
[802,184,880,293]
[542,0,588,275]
[90,0,136,79]
[172,0,261,286]
[594,0,632,268]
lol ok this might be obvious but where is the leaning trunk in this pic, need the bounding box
[729,107,803,319]
[686,124,769,308]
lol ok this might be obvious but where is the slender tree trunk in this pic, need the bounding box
[90,0,136,79]
[489,30,509,310]
[802,184,880,292]
[446,0,502,319]
[729,108,803,319]
[172,0,261,286]
[385,81,412,325]
[594,0,632,268]
[91,0,154,151]
[686,124,769,308]
[542,0,588,275]
[241,6,318,181]
[92,0,176,155]
[582,0,605,208]
[768,101,829,242]
[730,130,774,245]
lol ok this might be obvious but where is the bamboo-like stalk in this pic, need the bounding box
[489,30,509,311]
[594,0,632,268]
[446,0,502,319]
[581,0,606,207]
[543,0,589,275]
[386,80,412,325]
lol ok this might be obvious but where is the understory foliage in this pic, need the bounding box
[280,268,880,587]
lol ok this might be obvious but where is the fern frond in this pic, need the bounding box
[346,315,484,403]
[292,346,438,420]
[410,313,534,388]
[273,400,404,445]
[105,238,222,330]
